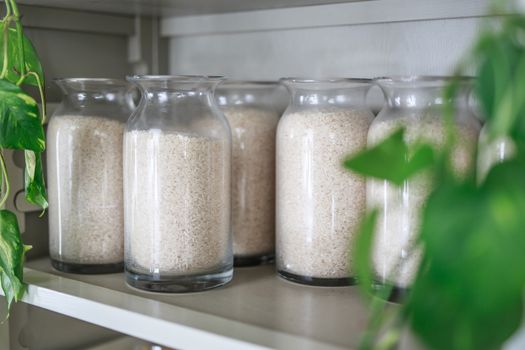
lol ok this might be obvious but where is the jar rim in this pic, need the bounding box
[219,80,278,86]
[54,78,129,86]
[127,75,224,82]
[374,75,475,84]
[280,77,372,84]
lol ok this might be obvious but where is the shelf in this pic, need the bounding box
[17,0,369,17]
[5,258,370,350]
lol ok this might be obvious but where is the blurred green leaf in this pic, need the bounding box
[508,55,525,141]
[353,11,525,350]
[0,79,45,152]
[407,157,525,350]
[474,20,525,142]
[344,129,435,186]
[24,151,47,210]
[0,210,30,310]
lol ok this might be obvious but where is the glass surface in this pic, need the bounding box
[47,78,133,274]
[124,75,233,292]
[276,78,375,286]
[368,76,481,292]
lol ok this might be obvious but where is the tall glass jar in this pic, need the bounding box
[276,78,375,286]
[215,81,280,266]
[124,75,232,292]
[48,78,133,274]
[368,76,481,293]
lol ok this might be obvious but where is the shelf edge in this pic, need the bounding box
[1,267,348,350]
[20,5,135,36]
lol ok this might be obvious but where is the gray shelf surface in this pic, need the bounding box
[17,258,370,349]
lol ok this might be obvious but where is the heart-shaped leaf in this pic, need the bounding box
[24,151,47,210]
[343,128,435,186]
[0,22,44,87]
[0,210,30,310]
[0,79,44,152]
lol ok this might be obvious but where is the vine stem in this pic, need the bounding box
[0,150,10,208]
[3,0,12,18]
[357,238,419,350]
[0,16,9,79]
[26,71,46,122]
[8,0,25,84]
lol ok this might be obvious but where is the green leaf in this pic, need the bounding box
[508,55,525,141]
[343,128,435,186]
[407,157,525,350]
[24,151,48,210]
[0,210,30,310]
[0,23,44,87]
[0,79,45,152]
[353,209,378,296]
[473,23,525,142]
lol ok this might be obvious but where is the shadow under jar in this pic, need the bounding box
[48,78,134,274]
[124,75,233,293]
[368,76,481,299]
[215,81,281,267]
[276,78,375,286]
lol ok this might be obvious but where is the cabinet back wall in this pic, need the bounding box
[164,0,488,79]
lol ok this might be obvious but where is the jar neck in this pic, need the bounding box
[215,82,277,108]
[287,86,370,107]
[377,79,471,109]
[281,78,372,108]
[131,76,222,106]
[143,89,216,105]
[289,88,368,107]
[61,91,132,108]
[56,79,132,110]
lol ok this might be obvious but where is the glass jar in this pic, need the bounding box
[276,78,375,286]
[124,75,232,292]
[215,81,280,266]
[368,76,481,293]
[477,125,516,182]
[48,78,133,273]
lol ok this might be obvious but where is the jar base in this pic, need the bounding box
[234,254,274,267]
[51,259,124,274]
[125,267,233,293]
[372,281,410,303]
[278,270,356,287]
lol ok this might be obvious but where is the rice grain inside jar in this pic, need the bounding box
[276,78,375,286]
[368,76,481,295]
[216,81,281,266]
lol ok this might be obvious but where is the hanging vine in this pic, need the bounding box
[0,0,47,311]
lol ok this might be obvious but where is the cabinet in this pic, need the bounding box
[1,0,517,349]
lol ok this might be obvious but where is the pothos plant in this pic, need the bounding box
[0,0,47,310]
[344,2,525,350]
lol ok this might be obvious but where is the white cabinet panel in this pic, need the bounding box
[168,17,480,79]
